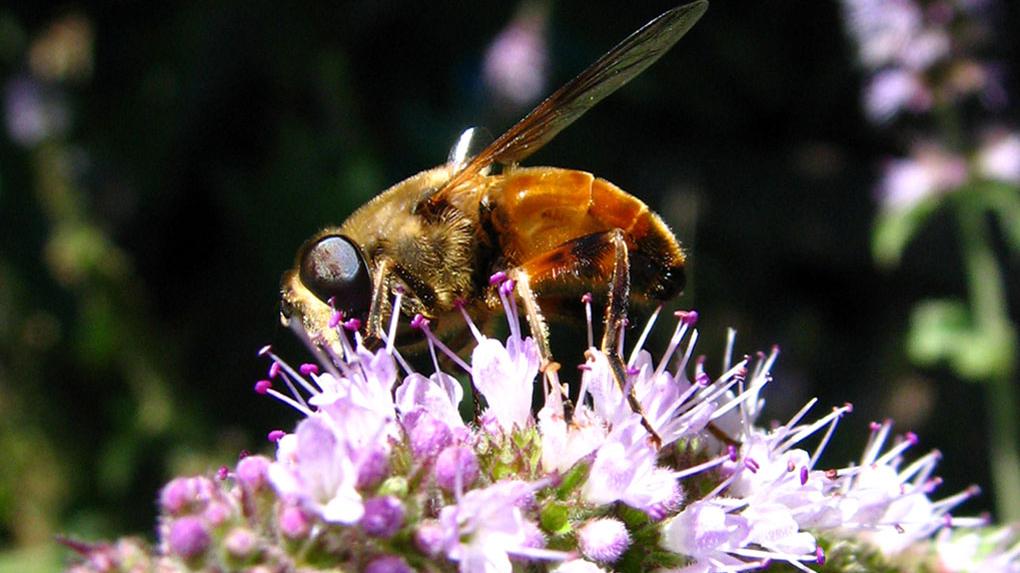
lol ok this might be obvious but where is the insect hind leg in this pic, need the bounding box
[600,229,663,448]
[508,229,663,447]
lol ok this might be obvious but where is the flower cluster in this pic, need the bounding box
[841,0,1020,214]
[64,277,1018,573]
[843,0,1020,528]
[841,0,1004,124]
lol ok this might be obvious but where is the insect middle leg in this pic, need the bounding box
[507,229,662,446]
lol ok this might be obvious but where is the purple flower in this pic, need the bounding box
[482,4,549,107]
[877,142,968,210]
[87,290,1008,573]
[439,480,567,570]
[470,334,540,433]
[864,68,932,122]
[577,518,631,564]
[842,0,923,70]
[268,415,364,524]
[4,76,69,146]
[977,129,1020,184]
[936,525,1020,572]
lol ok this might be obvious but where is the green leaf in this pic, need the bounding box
[981,180,1020,255]
[555,460,591,500]
[872,198,940,268]
[907,299,1017,382]
[907,299,971,367]
[953,322,1017,382]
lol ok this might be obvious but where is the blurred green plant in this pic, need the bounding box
[844,0,1020,520]
[0,10,228,562]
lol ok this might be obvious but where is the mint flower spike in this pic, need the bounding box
[67,292,1017,573]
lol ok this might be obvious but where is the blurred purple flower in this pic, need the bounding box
[977,129,1020,184]
[864,68,932,123]
[877,143,968,210]
[842,0,923,70]
[483,3,549,108]
[4,76,69,146]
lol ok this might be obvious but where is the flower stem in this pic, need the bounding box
[956,194,1020,521]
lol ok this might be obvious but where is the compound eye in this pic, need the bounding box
[299,235,372,316]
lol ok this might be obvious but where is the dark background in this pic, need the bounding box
[0,1,1017,568]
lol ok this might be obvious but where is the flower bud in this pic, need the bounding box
[404,410,452,459]
[224,527,257,561]
[360,496,405,538]
[414,519,445,556]
[278,505,311,540]
[365,555,413,573]
[235,455,271,492]
[159,477,215,516]
[434,445,479,493]
[357,447,390,489]
[577,518,631,564]
[167,516,210,561]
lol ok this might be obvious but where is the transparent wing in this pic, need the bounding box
[431,0,708,202]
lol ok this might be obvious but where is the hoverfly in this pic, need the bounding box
[280,2,708,443]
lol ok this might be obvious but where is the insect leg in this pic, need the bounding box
[506,229,662,445]
[364,258,394,344]
[506,229,623,371]
[601,229,663,448]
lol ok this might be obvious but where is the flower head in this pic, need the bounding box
[66,293,1014,573]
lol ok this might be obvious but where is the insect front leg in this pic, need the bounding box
[364,258,394,344]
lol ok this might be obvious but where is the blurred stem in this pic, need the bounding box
[956,194,1020,521]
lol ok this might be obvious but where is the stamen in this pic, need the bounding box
[378,330,415,376]
[723,327,736,371]
[862,420,894,466]
[582,292,594,349]
[874,432,920,467]
[412,314,471,373]
[627,305,661,367]
[287,320,349,381]
[386,290,404,355]
[504,279,520,322]
[654,312,692,379]
[497,279,521,341]
[771,398,820,447]
[730,549,817,573]
[675,329,699,376]
[899,449,942,486]
[806,403,852,469]
[456,301,484,343]
[674,451,733,480]
[262,350,314,409]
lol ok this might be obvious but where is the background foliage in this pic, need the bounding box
[0,1,1017,570]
